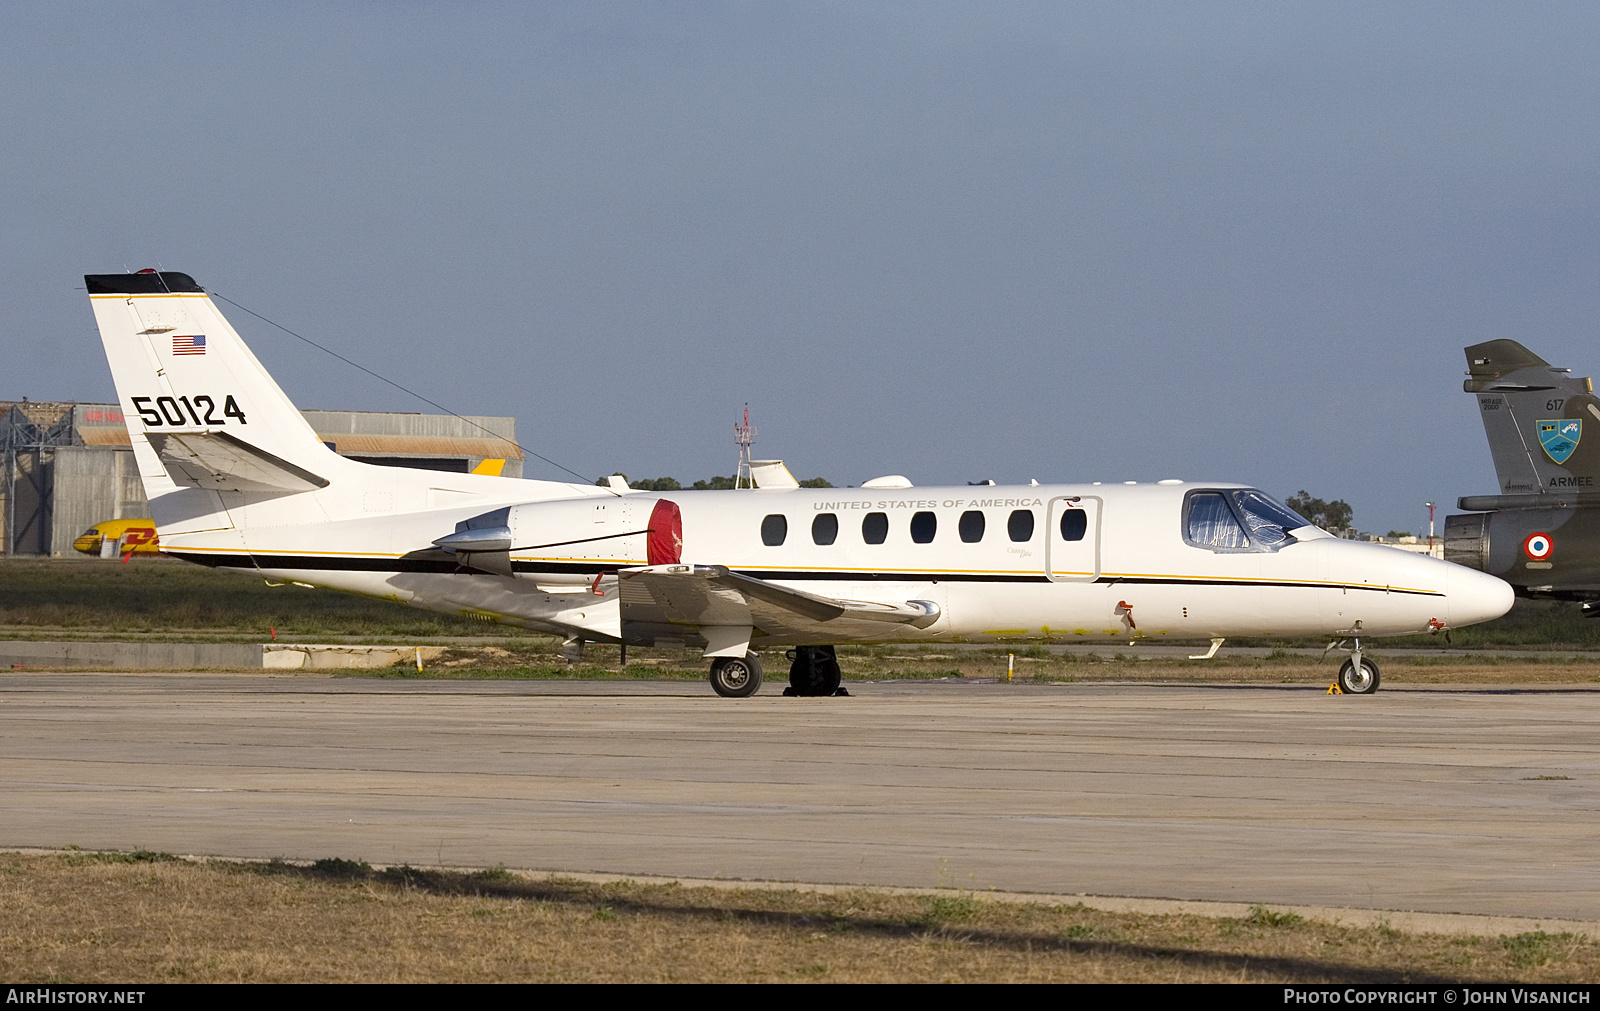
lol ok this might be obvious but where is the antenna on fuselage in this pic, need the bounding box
[735,404,757,490]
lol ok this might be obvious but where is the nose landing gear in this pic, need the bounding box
[1325,636,1381,694]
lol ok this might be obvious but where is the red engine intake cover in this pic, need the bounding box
[647,499,683,565]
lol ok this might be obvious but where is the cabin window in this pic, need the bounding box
[959,510,985,543]
[1059,509,1088,542]
[812,513,839,545]
[862,512,889,544]
[1007,509,1035,542]
[761,514,788,546]
[1185,492,1249,550]
[910,511,937,544]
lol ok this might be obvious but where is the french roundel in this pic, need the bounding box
[1524,532,1554,561]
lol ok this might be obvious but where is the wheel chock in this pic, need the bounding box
[1326,682,1343,695]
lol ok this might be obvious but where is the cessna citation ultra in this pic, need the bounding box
[86,270,1513,696]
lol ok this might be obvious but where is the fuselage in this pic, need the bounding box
[160,475,1513,648]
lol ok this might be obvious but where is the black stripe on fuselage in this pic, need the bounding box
[171,551,464,573]
[165,551,1443,596]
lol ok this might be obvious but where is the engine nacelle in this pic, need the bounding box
[438,496,683,583]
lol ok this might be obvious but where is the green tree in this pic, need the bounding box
[1286,490,1353,533]
[799,477,833,488]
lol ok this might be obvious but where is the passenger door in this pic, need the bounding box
[1046,496,1101,582]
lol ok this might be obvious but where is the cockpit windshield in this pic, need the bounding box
[1184,489,1312,552]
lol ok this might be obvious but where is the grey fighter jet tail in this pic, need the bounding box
[1449,340,1600,600]
[1463,339,1600,502]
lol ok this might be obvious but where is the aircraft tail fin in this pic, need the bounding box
[85,270,348,500]
[1462,339,1600,498]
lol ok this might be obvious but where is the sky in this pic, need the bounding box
[4,2,1599,535]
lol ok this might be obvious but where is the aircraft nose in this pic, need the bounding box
[1445,563,1514,628]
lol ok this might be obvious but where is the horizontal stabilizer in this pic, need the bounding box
[149,430,330,493]
[1463,339,1554,392]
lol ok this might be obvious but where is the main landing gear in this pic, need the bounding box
[709,653,763,698]
[784,645,849,697]
[1325,636,1381,694]
[706,646,851,698]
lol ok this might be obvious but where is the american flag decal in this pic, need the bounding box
[172,335,206,355]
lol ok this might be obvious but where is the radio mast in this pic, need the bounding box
[735,405,757,489]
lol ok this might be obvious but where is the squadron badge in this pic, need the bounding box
[1537,418,1582,464]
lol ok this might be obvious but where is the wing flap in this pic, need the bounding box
[617,564,941,647]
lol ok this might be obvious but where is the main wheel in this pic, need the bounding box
[787,646,842,697]
[709,653,763,698]
[1337,657,1381,694]
[817,647,842,695]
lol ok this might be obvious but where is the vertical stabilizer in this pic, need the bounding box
[85,270,350,530]
[1464,340,1600,497]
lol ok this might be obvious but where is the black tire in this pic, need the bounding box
[1338,657,1380,694]
[817,649,842,695]
[788,646,842,697]
[710,653,763,698]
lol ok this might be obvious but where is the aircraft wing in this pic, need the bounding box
[147,430,330,493]
[617,564,940,654]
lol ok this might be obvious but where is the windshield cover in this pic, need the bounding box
[1233,490,1310,547]
[1187,492,1250,549]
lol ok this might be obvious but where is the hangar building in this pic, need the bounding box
[0,401,522,556]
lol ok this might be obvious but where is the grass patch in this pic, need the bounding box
[0,556,532,639]
[1248,904,1305,928]
[921,894,980,925]
[1500,932,1583,969]
[1,853,1595,983]
[309,857,373,880]
[61,849,178,866]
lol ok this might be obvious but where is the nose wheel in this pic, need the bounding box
[1337,656,1381,694]
[1326,636,1381,694]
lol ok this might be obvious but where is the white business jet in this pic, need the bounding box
[86,270,1513,696]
